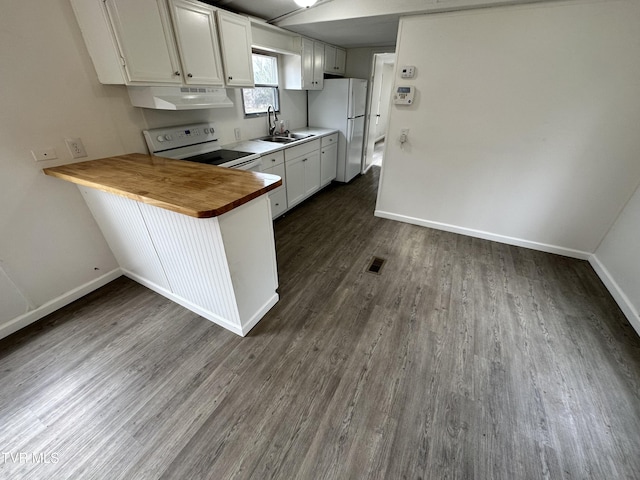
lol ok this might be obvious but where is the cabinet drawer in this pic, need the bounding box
[261,150,285,168]
[321,133,338,147]
[284,138,320,160]
[269,188,287,219]
[263,162,286,187]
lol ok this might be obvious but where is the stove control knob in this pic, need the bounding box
[204,128,209,134]
[164,134,172,141]
[156,135,165,142]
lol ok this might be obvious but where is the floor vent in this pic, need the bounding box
[367,256,386,275]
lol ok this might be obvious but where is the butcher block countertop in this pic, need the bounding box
[43,153,282,218]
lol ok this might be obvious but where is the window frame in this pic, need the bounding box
[242,51,280,118]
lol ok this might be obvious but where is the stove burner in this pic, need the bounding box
[184,149,253,166]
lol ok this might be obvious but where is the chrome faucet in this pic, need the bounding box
[267,105,278,136]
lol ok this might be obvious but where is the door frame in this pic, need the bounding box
[362,52,396,174]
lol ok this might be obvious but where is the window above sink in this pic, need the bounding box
[242,52,279,116]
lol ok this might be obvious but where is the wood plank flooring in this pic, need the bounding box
[1,166,640,479]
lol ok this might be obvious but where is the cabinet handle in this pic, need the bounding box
[275,203,279,206]
[303,158,307,162]
[271,158,276,162]
[187,73,193,78]
[228,76,233,80]
[174,71,181,76]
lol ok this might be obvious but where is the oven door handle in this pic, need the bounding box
[234,158,262,171]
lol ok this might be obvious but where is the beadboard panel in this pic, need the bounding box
[79,187,279,335]
[80,188,171,290]
[139,203,241,326]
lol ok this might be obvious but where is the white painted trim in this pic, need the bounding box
[122,269,246,337]
[239,293,279,336]
[589,255,640,337]
[0,268,122,341]
[374,210,592,260]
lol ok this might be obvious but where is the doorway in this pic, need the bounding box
[363,53,396,173]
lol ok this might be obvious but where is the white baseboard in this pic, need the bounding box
[0,268,122,341]
[122,269,275,337]
[589,255,640,336]
[239,293,279,336]
[374,210,592,260]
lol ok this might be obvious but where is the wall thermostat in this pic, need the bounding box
[393,85,415,105]
[401,66,416,78]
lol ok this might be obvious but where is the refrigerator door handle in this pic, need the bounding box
[349,83,355,119]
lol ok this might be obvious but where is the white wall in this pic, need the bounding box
[592,184,640,333]
[345,46,396,79]
[0,0,307,339]
[0,0,139,337]
[376,0,640,257]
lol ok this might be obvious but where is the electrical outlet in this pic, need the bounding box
[31,148,58,162]
[65,138,87,159]
[234,127,241,141]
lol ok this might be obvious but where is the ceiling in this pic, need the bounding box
[204,0,552,48]
[203,0,400,47]
[205,0,311,23]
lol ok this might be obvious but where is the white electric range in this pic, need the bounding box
[143,123,262,172]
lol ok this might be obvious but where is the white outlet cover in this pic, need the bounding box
[31,148,57,161]
[65,138,87,159]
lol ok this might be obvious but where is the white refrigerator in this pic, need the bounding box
[308,78,368,183]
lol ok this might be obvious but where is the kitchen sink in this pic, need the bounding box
[286,133,314,140]
[257,136,297,143]
[256,133,314,144]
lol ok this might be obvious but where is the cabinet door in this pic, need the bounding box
[104,0,181,84]
[217,10,255,87]
[335,47,346,76]
[324,44,336,74]
[312,42,324,89]
[301,37,315,90]
[304,151,321,196]
[169,0,224,86]
[320,143,338,186]
[269,188,287,218]
[285,156,306,208]
[263,163,287,218]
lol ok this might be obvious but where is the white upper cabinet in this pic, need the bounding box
[283,37,324,90]
[334,47,346,76]
[323,44,346,76]
[168,0,225,86]
[103,0,181,84]
[217,10,255,87]
[312,41,324,88]
[71,0,253,88]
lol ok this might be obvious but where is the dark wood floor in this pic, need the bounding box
[2,167,640,479]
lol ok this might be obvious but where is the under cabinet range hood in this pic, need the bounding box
[127,86,234,110]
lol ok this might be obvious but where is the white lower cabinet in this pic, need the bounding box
[320,133,338,187]
[256,134,335,218]
[284,139,321,209]
[268,183,287,218]
[261,151,287,219]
